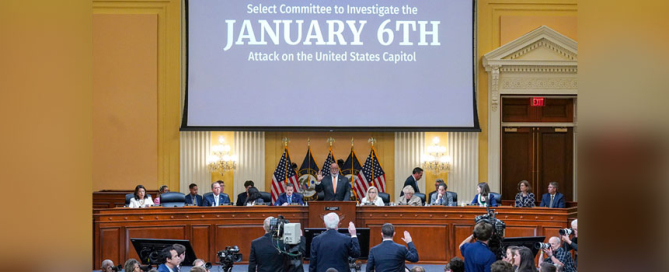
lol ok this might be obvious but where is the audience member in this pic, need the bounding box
[325,269,338,272]
[203,181,230,206]
[514,180,535,208]
[539,182,565,208]
[367,223,419,272]
[249,216,305,271]
[154,185,169,205]
[539,262,557,272]
[516,246,536,272]
[236,180,254,206]
[101,259,114,272]
[361,186,385,206]
[123,258,140,272]
[430,182,454,206]
[129,185,153,208]
[410,266,425,272]
[502,246,519,269]
[539,237,576,272]
[157,246,179,272]
[444,257,464,272]
[275,183,304,206]
[173,244,186,271]
[310,212,360,272]
[490,260,513,272]
[185,183,202,206]
[245,187,264,206]
[192,259,209,272]
[459,222,496,272]
[471,182,497,207]
[189,267,207,272]
[561,219,578,267]
[315,163,351,201]
[397,185,422,206]
[400,167,423,197]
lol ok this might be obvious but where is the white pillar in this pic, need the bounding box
[447,132,479,204]
[394,132,425,198]
[179,131,211,193]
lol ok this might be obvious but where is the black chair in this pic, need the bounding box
[490,192,501,206]
[160,192,186,207]
[378,192,390,206]
[427,191,436,204]
[414,193,426,205]
[447,191,458,203]
[259,191,272,204]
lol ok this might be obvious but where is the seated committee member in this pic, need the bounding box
[459,222,497,272]
[514,180,535,208]
[398,185,422,206]
[236,180,254,206]
[366,223,419,272]
[427,179,445,204]
[471,182,497,207]
[360,186,384,206]
[244,187,264,206]
[249,216,306,272]
[185,183,203,206]
[400,167,423,197]
[203,181,230,206]
[154,185,169,205]
[157,246,180,272]
[315,163,351,201]
[539,182,565,208]
[539,237,576,272]
[310,212,360,272]
[275,183,304,206]
[129,185,153,208]
[430,182,454,206]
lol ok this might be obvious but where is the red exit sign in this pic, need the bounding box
[532,97,545,107]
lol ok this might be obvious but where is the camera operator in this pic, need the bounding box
[101,259,114,272]
[157,246,180,272]
[249,216,306,272]
[538,237,576,272]
[561,219,577,267]
[459,222,496,272]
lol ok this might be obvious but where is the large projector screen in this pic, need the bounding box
[183,0,479,131]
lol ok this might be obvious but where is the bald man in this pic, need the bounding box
[539,237,576,272]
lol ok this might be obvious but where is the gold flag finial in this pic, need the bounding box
[368,137,377,147]
[326,137,335,147]
[351,137,354,147]
[282,137,290,147]
[307,137,311,147]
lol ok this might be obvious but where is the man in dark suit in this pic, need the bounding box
[400,167,423,197]
[184,183,203,206]
[310,212,360,272]
[539,182,566,208]
[248,216,306,272]
[236,180,254,206]
[203,181,230,206]
[275,183,304,206]
[157,246,179,272]
[315,163,351,201]
[367,223,419,272]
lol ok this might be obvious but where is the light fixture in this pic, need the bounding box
[207,136,237,174]
[421,136,451,174]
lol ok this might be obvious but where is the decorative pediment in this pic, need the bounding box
[483,25,577,68]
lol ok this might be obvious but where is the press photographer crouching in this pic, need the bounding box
[561,219,577,267]
[459,222,497,272]
[249,216,306,272]
[537,237,576,272]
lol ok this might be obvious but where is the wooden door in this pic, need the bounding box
[536,127,574,201]
[501,127,533,200]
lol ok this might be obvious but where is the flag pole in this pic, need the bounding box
[368,137,376,182]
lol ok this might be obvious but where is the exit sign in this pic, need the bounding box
[532,97,545,106]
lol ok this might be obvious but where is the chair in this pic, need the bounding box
[378,192,390,206]
[489,192,501,206]
[414,193,426,205]
[447,191,458,203]
[427,191,436,204]
[259,191,272,204]
[160,192,186,207]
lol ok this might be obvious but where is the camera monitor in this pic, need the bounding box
[501,236,546,258]
[303,228,370,260]
[130,238,197,265]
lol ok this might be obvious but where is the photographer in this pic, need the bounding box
[459,222,496,272]
[561,219,577,267]
[538,237,576,272]
[249,216,306,272]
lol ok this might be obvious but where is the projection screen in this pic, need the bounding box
[182,0,479,131]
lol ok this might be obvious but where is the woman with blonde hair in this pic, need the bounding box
[361,186,385,206]
[398,185,422,206]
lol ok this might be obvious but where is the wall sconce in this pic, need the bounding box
[207,136,237,174]
[422,137,452,174]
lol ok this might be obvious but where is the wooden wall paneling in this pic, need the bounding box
[502,225,538,237]
[502,98,533,122]
[537,128,574,201]
[538,98,574,122]
[125,226,187,262]
[215,225,265,262]
[191,225,211,262]
[453,225,474,259]
[100,227,121,267]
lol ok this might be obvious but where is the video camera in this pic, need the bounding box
[474,206,506,260]
[269,215,302,245]
[217,246,242,272]
[559,228,573,236]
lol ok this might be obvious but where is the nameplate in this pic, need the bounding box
[324,207,340,211]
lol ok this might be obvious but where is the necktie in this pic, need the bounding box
[215,195,219,206]
[439,198,443,205]
[549,195,554,207]
[192,195,196,205]
[288,196,292,204]
[332,176,338,193]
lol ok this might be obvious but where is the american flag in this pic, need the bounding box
[355,148,386,195]
[321,149,339,177]
[270,148,299,203]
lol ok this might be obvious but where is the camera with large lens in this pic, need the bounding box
[217,246,242,272]
[110,265,123,272]
[270,215,302,245]
[535,242,551,250]
[559,228,573,236]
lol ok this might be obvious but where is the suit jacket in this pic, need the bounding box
[236,192,248,206]
[315,175,350,201]
[399,175,419,197]
[471,194,498,207]
[430,192,454,206]
[249,233,306,272]
[157,264,174,272]
[539,192,566,208]
[310,229,360,272]
[367,240,419,272]
[203,193,230,206]
[397,195,422,206]
[184,194,203,206]
[274,193,304,206]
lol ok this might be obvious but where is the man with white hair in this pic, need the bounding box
[539,236,576,272]
[101,259,114,272]
[249,216,306,272]
[309,212,360,272]
[561,219,578,267]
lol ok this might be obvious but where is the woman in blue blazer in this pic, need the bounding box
[471,182,497,207]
